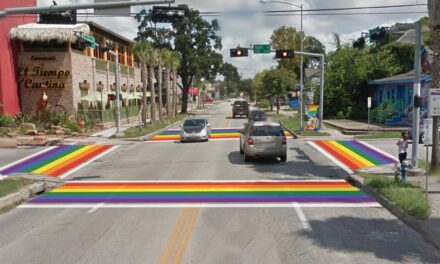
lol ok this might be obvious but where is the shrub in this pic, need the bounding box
[66,123,80,133]
[51,111,68,126]
[336,111,345,119]
[258,99,270,109]
[0,115,14,127]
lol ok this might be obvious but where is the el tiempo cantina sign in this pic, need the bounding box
[18,66,70,89]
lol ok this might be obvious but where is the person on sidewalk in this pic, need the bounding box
[396,131,409,163]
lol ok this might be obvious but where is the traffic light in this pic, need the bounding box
[230,48,248,57]
[275,50,295,59]
[353,37,365,49]
[152,6,187,23]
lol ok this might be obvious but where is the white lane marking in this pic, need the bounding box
[0,176,7,180]
[63,179,348,183]
[0,146,57,174]
[58,145,120,179]
[18,202,382,209]
[307,141,354,174]
[87,202,105,213]
[293,203,312,232]
[64,142,78,145]
[357,140,399,162]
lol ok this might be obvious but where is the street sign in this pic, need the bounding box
[429,88,440,116]
[367,97,371,108]
[423,118,433,145]
[94,0,130,17]
[253,44,271,54]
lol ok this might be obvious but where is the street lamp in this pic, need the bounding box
[261,0,304,128]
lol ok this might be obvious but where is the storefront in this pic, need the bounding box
[9,22,144,124]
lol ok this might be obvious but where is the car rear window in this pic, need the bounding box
[251,125,284,136]
[234,101,248,106]
[250,111,267,120]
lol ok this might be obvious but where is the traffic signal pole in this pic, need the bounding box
[295,51,325,131]
[0,0,174,18]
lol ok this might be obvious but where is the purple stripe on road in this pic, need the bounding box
[351,141,396,164]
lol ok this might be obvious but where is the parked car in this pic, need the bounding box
[248,109,268,122]
[180,118,211,142]
[239,121,287,162]
[408,127,440,144]
[232,100,249,118]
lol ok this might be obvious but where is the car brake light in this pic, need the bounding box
[282,137,287,145]
[247,137,254,145]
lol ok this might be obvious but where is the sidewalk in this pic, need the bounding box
[324,119,409,132]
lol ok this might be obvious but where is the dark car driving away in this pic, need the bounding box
[232,100,249,118]
[248,109,268,122]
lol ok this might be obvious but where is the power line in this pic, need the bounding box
[202,11,428,17]
[199,3,427,15]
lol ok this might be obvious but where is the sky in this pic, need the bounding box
[37,0,428,79]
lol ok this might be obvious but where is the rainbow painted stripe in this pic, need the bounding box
[27,180,375,204]
[0,145,113,177]
[312,140,397,171]
[149,128,293,141]
[307,105,319,116]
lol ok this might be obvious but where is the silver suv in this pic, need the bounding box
[240,121,287,162]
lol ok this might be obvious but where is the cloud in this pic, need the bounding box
[37,0,427,78]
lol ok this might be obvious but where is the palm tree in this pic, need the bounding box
[170,51,181,117]
[132,41,150,125]
[156,49,163,121]
[161,49,172,118]
[143,45,158,126]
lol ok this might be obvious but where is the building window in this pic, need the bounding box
[23,40,68,52]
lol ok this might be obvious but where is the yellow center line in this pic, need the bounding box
[173,208,200,264]
[224,109,232,127]
[158,208,201,264]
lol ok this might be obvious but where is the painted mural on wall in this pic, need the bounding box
[304,104,319,131]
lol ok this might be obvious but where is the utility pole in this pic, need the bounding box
[412,21,422,168]
[108,50,123,136]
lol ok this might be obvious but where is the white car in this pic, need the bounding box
[180,118,211,142]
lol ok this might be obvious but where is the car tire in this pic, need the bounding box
[240,144,243,154]
[233,114,235,119]
[280,155,287,163]
[244,151,251,162]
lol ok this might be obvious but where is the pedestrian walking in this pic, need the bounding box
[396,131,409,163]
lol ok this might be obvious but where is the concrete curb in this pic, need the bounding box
[0,174,61,213]
[280,124,299,139]
[347,174,440,250]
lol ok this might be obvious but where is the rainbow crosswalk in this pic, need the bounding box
[148,128,293,141]
[21,180,380,208]
[0,145,117,178]
[309,140,397,172]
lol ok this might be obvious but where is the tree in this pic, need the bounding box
[147,47,159,125]
[219,62,240,96]
[237,79,254,101]
[262,68,296,114]
[270,26,325,81]
[428,0,440,175]
[170,51,180,117]
[132,41,151,125]
[161,48,172,117]
[136,5,224,113]
[157,50,163,121]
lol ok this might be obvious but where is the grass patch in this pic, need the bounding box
[118,114,188,138]
[0,178,34,197]
[355,131,401,139]
[362,175,430,219]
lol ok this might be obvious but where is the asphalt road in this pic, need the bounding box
[1,102,440,264]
